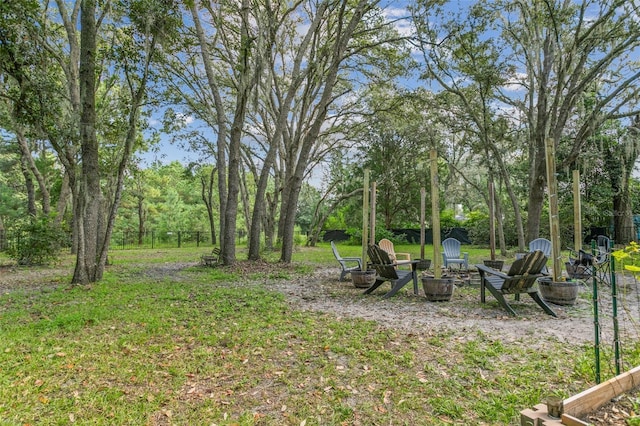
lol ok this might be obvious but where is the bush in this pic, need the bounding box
[6,216,66,266]
[464,211,490,245]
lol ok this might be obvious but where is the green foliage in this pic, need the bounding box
[440,209,461,230]
[296,183,320,234]
[345,227,406,245]
[612,242,640,278]
[345,227,362,245]
[464,210,490,245]
[6,215,66,265]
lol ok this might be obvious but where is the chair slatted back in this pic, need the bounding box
[367,245,399,280]
[502,250,547,294]
[442,238,461,258]
[331,241,342,260]
[528,238,552,257]
[378,239,397,261]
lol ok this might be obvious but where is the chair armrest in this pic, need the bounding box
[343,257,362,265]
[395,252,411,261]
[463,252,469,260]
[475,264,509,279]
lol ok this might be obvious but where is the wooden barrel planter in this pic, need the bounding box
[351,270,376,288]
[422,277,455,302]
[565,262,591,280]
[538,278,580,306]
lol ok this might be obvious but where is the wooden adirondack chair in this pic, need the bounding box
[365,245,418,298]
[378,238,412,268]
[475,250,557,317]
[331,241,363,281]
[528,238,552,273]
[201,247,221,266]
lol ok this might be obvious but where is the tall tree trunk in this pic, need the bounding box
[247,143,277,260]
[220,0,262,264]
[19,154,37,218]
[200,169,217,245]
[137,195,145,246]
[280,0,372,263]
[247,1,328,260]
[16,126,51,215]
[55,171,71,227]
[189,1,228,253]
[527,136,547,242]
[264,190,278,250]
[239,168,251,241]
[613,188,634,244]
[72,0,100,284]
[494,184,507,256]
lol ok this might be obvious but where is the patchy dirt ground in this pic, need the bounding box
[266,266,640,347]
[2,260,640,347]
[3,259,640,425]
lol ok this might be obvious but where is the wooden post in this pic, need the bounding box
[370,181,377,248]
[420,187,426,260]
[431,150,441,279]
[362,169,370,267]
[545,139,562,281]
[573,170,582,252]
[488,180,496,261]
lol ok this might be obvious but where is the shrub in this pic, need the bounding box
[464,210,490,245]
[6,215,66,266]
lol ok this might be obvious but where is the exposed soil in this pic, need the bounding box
[585,386,640,425]
[268,266,640,347]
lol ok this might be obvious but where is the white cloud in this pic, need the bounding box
[176,113,195,125]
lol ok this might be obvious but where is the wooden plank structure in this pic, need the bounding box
[520,365,640,425]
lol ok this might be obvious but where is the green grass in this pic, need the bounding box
[0,245,633,425]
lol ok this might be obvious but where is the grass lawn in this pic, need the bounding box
[0,243,631,425]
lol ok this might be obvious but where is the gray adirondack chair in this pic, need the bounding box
[331,241,362,281]
[528,238,552,273]
[442,238,469,271]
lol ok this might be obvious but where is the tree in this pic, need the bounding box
[0,0,176,283]
[498,0,640,241]
[276,0,415,262]
[411,1,532,251]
